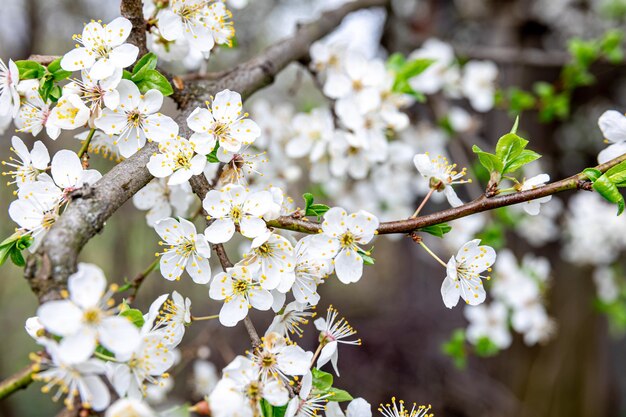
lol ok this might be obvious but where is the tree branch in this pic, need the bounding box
[0,364,35,401]
[266,153,626,235]
[120,0,148,57]
[25,0,388,303]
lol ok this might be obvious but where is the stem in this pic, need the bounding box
[93,351,118,362]
[310,343,324,368]
[0,364,35,400]
[77,128,96,158]
[126,257,160,304]
[411,188,435,218]
[192,314,219,321]
[419,241,448,268]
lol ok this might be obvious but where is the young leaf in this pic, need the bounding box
[132,53,158,82]
[592,174,625,215]
[311,368,333,392]
[327,387,354,402]
[207,143,221,163]
[605,160,626,184]
[503,149,541,174]
[47,58,73,81]
[357,248,375,265]
[474,336,500,357]
[495,133,527,165]
[15,60,45,80]
[419,223,452,238]
[302,193,329,219]
[120,308,146,328]
[135,69,173,96]
[472,145,503,173]
[583,168,603,182]
[441,329,467,370]
[9,249,25,267]
[510,115,520,134]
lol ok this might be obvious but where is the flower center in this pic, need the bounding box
[83,308,102,325]
[255,243,272,257]
[245,381,261,402]
[230,206,243,224]
[232,279,248,296]
[175,153,191,170]
[340,232,355,248]
[42,212,57,230]
[127,111,144,127]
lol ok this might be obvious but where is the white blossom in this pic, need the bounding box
[464,302,512,349]
[155,217,212,284]
[203,184,273,243]
[314,306,361,376]
[308,207,379,284]
[147,135,207,185]
[36,263,141,363]
[2,136,49,188]
[95,79,179,157]
[441,239,496,308]
[61,17,138,81]
[209,264,273,327]
[187,89,260,155]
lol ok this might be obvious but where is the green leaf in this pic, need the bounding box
[49,85,63,102]
[397,58,433,80]
[419,223,452,238]
[15,60,45,80]
[260,399,286,417]
[120,308,145,328]
[441,329,467,369]
[95,345,115,359]
[327,387,354,402]
[122,70,133,80]
[135,69,173,96]
[386,53,406,72]
[0,233,33,267]
[605,161,626,184]
[0,245,11,266]
[510,115,520,134]
[271,405,287,417]
[503,149,542,174]
[207,143,220,163]
[38,78,54,102]
[592,174,625,215]
[9,249,25,267]
[132,53,158,82]
[303,193,329,219]
[474,336,500,357]
[568,38,600,68]
[472,145,503,173]
[495,133,527,167]
[357,248,375,265]
[47,58,72,81]
[311,368,333,392]
[583,168,603,182]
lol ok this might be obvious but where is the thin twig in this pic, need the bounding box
[266,152,626,235]
[126,258,160,304]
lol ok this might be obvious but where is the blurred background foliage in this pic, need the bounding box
[2,0,626,416]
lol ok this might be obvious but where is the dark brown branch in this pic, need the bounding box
[26,0,388,303]
[266,152,626,235]
[188,175,262,348]
[120,0,149,57]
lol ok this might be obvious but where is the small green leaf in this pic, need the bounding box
[49,85,63,102]
[303,193,329,219]
[442,329,467,369]
[503,149,541,174]
[419,223,452,238]
[496,133,527,165]
[123,70,133,80]
[592,173,625,215]
[510,115,520,134]
[9,249,25,267]
[135,69,173,96]
[605,161,626,184]
[271,405,287,417]
[474,336,500,357]
[47,58,73,81]
[132,53,158,82]
[120,308,145,328]
[583,168,603,182]
[357,248,375,265]
[327,387,354,402]
[0,245,11,266]
[311,368,333,392]
[15,60,45,80]
[472,145,503,173]
[207,143,220,163]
